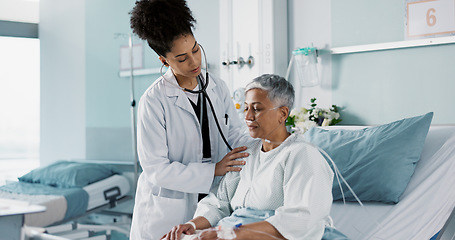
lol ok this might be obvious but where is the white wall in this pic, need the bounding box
[187,0,220,77]
[39,0,220,165]
[40,0,86,166]
[0,0,39,23]
[287,0,332,110]
[38,0,335,166]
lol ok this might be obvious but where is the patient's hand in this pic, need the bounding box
[161,223,195,240]
[215,146,248,176]
[197,229,218,240]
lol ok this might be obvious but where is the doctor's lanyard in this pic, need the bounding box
[184,74,233,151]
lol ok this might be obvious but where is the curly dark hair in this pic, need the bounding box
[129,0,196,57]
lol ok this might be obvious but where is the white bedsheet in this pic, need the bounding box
[330,126,455,240]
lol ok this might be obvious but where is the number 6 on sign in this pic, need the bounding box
[406,0,455,38]
[426,8,436,26]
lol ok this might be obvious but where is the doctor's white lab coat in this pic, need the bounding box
[130,69,250,239]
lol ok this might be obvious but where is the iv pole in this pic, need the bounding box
[114,32,140,192]
[128,33,139,191]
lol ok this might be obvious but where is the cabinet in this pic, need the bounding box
[219,0,288,93]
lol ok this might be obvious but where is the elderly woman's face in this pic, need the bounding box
[244,89,282,139]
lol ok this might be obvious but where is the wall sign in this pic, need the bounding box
[120,43,143,71]
[406,0,455,39]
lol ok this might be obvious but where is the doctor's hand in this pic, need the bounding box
[161,223,195,240]
[215,146,248,176]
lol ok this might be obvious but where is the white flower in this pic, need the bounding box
[291,126,304,134]
[288,100,341,133]
[290,109,299,117]
[321,118,330,126]
[322,112,333,122]
[294,121,318,133]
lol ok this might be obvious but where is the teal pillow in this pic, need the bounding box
[18,161,117,188]
[303,112,433,203]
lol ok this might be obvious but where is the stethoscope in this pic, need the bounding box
[160,44,233,151]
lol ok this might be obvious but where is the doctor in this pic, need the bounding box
[129,0,251,239]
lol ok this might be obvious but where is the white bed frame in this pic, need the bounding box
[22,160,137,240]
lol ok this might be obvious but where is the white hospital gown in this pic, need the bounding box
[194,133,334,239]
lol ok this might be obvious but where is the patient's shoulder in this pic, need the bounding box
[244,138,262,155]
[288,133,320,152]
[284,134,327,164]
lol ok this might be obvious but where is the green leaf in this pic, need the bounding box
[285,115,295,127]
[330,119,342,125]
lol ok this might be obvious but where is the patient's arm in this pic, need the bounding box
[163,172,241,240]
[189,216,211,230]
[194,171,241,225]
[196,221,285,240]
[160,216,211,240]
[234,221,285,240]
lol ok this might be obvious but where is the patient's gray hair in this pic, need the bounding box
[245,74,295,110]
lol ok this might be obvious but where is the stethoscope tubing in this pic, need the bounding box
[199,82,233,151]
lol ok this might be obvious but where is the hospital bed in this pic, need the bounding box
[177,115,455,240]
[314,124,455,240]
[0,160,133,239]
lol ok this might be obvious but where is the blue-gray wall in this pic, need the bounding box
[40,0,86,166]
[84,0,160,161]
[331,0,455,125]
[84,0,219,161]
[40,0,219,164]
[287,0,333,110]
[187,0,221,77]
[40,0,454,165]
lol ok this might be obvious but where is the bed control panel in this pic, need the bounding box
[104,187,121,208]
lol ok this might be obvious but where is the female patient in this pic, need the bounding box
[163,74,335,239]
